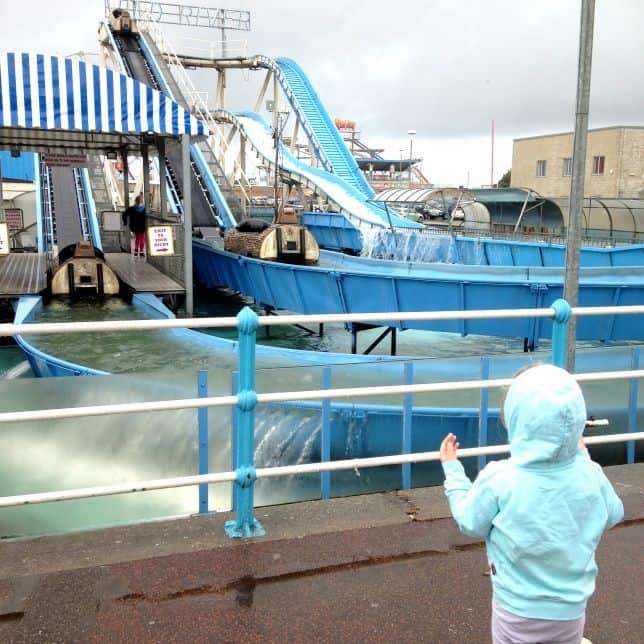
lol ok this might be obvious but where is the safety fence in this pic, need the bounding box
[0,300,642,538]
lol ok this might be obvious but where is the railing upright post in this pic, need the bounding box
[231,370,239,511]
[550,298,572,368]
[402,362,413,490]
[478,357,490,472]
[321,367,331,500]
[628,347,640,465]
[225,307,265,538]
[197,370,209,514]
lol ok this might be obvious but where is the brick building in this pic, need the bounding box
[511,126,644,198]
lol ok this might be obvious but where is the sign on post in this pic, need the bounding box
[0,223,10,255]
[42,153,89,168]
[147,225,175,256]
[4,208,24,232]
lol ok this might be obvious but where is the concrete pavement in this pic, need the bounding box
[0,464,642,643]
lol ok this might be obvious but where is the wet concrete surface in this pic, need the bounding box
[0,464,642,643]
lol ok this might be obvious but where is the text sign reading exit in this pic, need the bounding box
[0,223,9,255]
[147,226,175,256]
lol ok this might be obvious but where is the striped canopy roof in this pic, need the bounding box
[0,52,208,141]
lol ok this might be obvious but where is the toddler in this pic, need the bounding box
[440,364,623,644]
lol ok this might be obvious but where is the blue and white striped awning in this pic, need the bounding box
[0,52,208,137]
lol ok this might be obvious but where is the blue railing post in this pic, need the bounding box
[197,369,209,514]
[478,357,490,472]
[628,347,639,465]
[550,298,571,368]
[231,370,239,512]
[321,367,331,500]
[402,362,413,490]
[225,307,265,538]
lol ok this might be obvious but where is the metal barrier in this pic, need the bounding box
[1,300,643,538]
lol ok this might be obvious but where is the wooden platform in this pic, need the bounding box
[105,253,184,294]
[0,253,47,297]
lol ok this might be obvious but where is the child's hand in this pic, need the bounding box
[579,437,586,450]
[440,433,460,462]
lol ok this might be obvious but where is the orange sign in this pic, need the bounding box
[334,118,356,131]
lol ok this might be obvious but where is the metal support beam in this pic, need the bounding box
[121,147,130,208]
[564,0,595,372]
[290,119,299,154]
[254,69,271,112]
[240,133,246,176]
[272,72,279,134]
[141,143,150,206]
[158,138,167,219]
[513,190,531,232]
[182,135,193,316]
[0,159,4,223]
[215,69,226,109]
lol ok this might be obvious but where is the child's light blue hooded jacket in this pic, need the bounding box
[442,364,623,620]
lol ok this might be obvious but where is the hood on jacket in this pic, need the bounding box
[503,364,586,466]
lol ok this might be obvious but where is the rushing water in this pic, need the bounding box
[1,291,640,538]
[0,345,31,379]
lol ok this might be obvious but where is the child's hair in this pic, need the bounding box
[499,361,546,429]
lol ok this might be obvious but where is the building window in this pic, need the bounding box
[563,158,572,176]
[592,155,605,175]
[536,160,546,177]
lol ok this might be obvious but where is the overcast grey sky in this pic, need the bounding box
[1,0,642,186]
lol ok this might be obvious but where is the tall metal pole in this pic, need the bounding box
[564,0,595,372]
[490,119,495,187]
[182,135,193,317]
[0,159,5,222]
[407,130,416,187]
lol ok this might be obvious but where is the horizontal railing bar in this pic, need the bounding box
[0,471,238,507]
[255,308,555,326]
[0,370,640,424]
[1,433,642,508]
[3,304,643,337]
[571,305,644,317]
[0,395,239,424]
[255,432,644,477]
[0,318,238,336]
[1,370,642,424]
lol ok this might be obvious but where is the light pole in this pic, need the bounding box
[399,149,404,186]
[407,130,416,187]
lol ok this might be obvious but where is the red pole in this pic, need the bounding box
[490,119,495,187]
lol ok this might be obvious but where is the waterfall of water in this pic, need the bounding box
[360,229,463,264]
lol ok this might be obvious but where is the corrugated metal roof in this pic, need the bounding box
[374,187,475,203]
[470,188,538,203]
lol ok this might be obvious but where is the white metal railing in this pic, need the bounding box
[0,371,642,425]
[141,19,252,210]
[1,304,642,535]
[1,433,642,509]
[4,304,644,337]
[172,36,248,59]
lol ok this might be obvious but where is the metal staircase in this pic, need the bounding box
[85,154,121,251]
[39,161,56,253]
[140,23,248,226]
[72,168,91,242]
